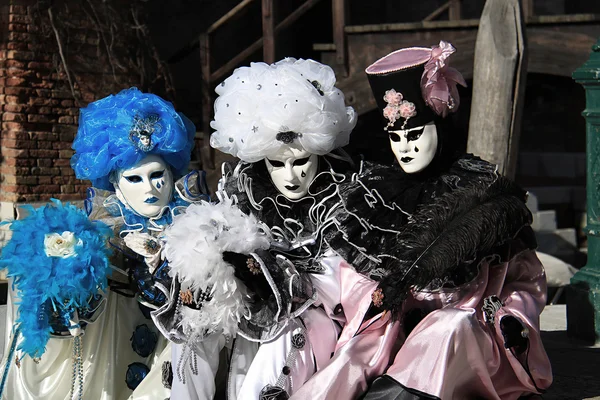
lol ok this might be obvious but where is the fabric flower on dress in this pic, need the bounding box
[383,89,403,105]
[126,362,150,390]
[44,231,79,258]
[130,324,158,357]
[399,101,417,120]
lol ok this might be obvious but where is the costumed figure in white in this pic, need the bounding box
[208,58,365,400]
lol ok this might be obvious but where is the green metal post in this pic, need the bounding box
[568,38,600,344]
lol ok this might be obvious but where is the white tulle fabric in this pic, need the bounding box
[2,286,167,400]
[162,199,271,339]
[210,58,357,163]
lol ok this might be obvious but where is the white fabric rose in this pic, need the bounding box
[123,231,163,272]
[44,231,78,258]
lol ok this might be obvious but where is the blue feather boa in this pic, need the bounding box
[0,200,112,358]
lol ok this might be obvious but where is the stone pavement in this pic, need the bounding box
[540,305,600,400]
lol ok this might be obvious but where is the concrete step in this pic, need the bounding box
[553,228,578,247]
[536,230,587,269]
[525,186,586,211]
[541,304,566,331]
[532,209,557,231]
[537,252,577,288]
[518,152,585,179]
[526,192,539,213]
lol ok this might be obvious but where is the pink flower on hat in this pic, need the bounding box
[382,89,417,130]
[399,100,416,120]
[383,89,403,106]
[383,104,400,125]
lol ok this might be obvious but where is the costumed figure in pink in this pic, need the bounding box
[291,41,553,400]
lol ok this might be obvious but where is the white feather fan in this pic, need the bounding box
[163,198,271,338]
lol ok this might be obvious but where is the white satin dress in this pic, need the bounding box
[2,284,168,400]
[228,253,347,400]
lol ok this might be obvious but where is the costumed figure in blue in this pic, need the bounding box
[72,87,210,400]
[1,87,209,400]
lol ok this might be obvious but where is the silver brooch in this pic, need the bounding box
[129,114,161,152]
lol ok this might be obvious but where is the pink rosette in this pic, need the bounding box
[399,100,416,120]
[421,40,467,118]
[383,104,400,126]
[383,89,403,106]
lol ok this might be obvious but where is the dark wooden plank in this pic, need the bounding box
[262,0,275,63]
[199,33,215,169]
[332,0,348,76]
[212,0,324,82]
[522,0,533,21]
[278,0,323,32]
[313,43,337,51]
[344,14,600,34]
[424,1,450,22]
[448,0,461,21]
[529,13,600,24]
[207,0,256,34]
[211,38,263,83]
[467,0,527,178]
[345,19,480,33]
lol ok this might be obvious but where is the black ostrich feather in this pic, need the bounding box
[378,176,532,316]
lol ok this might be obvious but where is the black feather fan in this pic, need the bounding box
[378,176,533,316]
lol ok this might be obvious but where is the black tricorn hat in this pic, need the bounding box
[366,47,434,131]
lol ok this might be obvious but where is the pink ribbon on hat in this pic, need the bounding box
[420,41,467,118]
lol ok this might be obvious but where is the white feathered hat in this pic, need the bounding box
[210,58,357,163]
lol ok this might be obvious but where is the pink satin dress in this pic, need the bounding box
[292,248,553,400]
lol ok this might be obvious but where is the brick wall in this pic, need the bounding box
[0,0,141,209]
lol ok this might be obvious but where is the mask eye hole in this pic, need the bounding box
[267,159,285,168]
[293,157,310,166]
[124,175,142,183]
[150,170,165,180]
[389,132,401,143]
[406,127,424,142]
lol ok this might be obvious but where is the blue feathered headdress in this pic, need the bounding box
[71,88,196,191]
[0,200,113,358]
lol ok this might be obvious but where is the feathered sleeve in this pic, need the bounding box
[376,176,534,317]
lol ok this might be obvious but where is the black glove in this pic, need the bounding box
[222,251,272,301]
[500,315,528,354]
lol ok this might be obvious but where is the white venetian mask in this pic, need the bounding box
[389,122,438,174]
[114,154,174,218]
[265,144,318,200]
